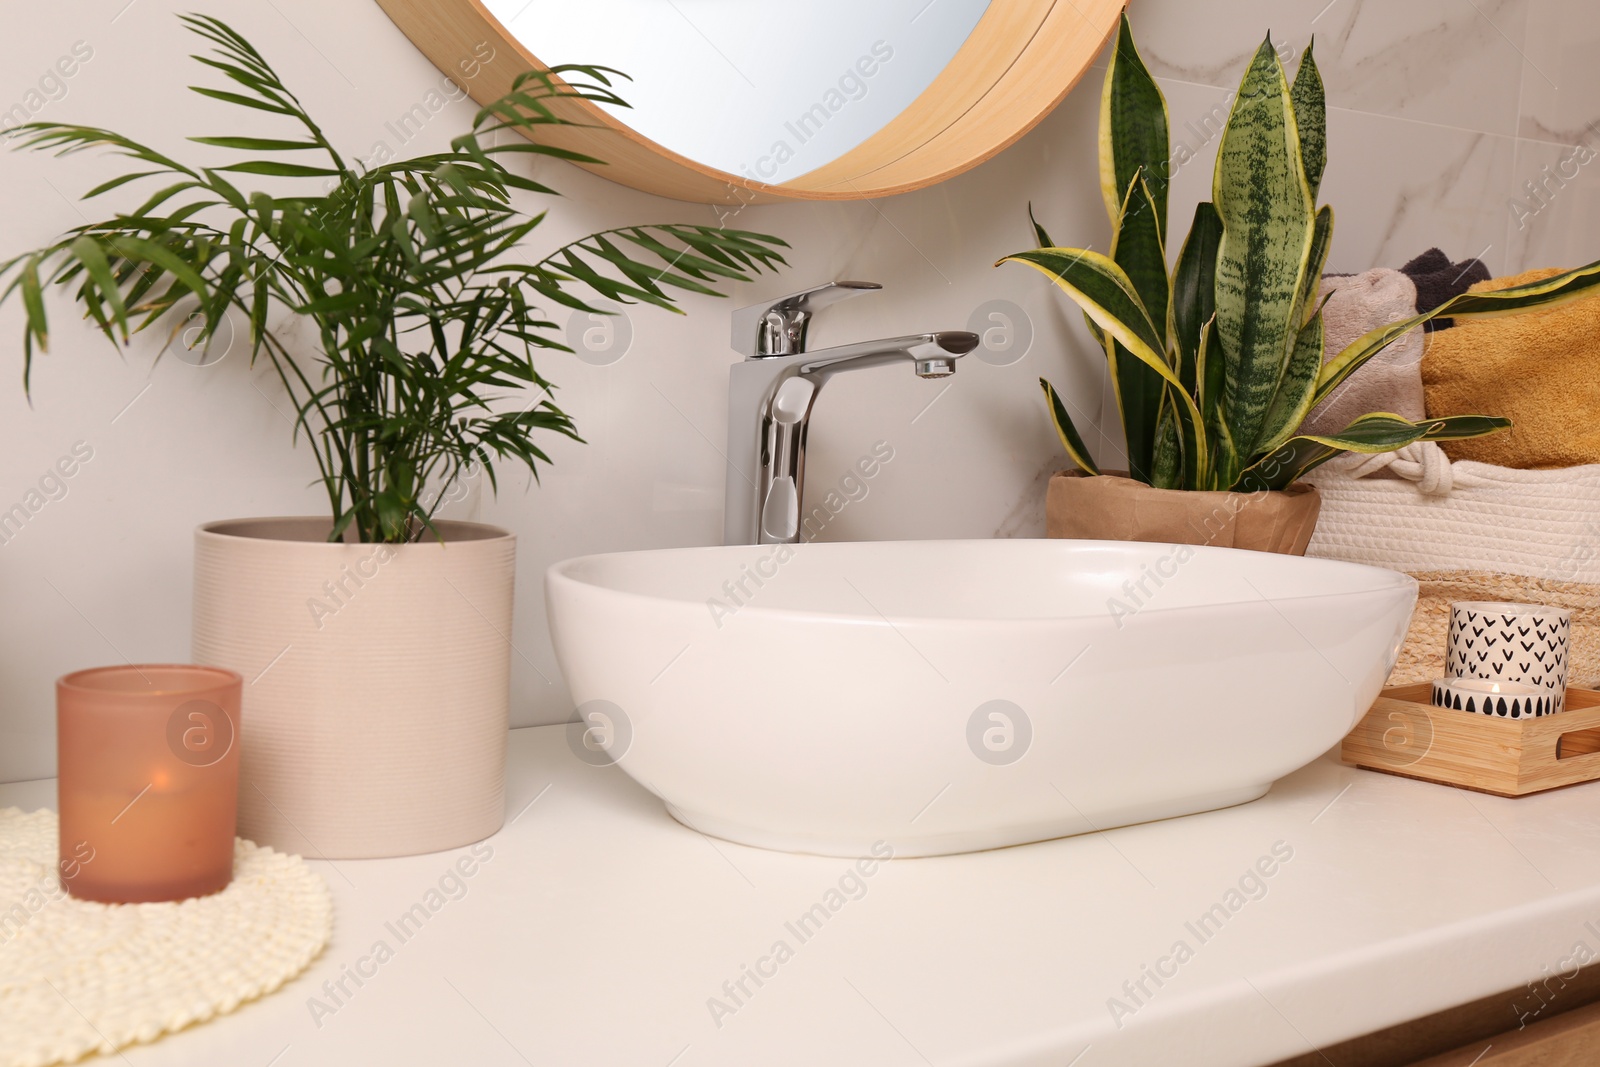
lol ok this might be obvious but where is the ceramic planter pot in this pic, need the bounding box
[1046,470,1322,555]
[192,517,514,859]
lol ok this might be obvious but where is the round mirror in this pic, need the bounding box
[376,0,1124,203]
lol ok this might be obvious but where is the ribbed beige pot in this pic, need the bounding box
[192,518,514,859]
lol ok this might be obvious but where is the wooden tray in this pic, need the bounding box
[1341,685,1600,797]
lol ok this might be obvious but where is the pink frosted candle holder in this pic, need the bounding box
[56,664,242,903]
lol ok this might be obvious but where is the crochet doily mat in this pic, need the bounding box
[0,807,331,1067]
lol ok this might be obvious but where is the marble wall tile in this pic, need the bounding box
[1517,0,1600,146]
[1504,136,1600,272]
[1128,0,1531,136]
[1321,109,1518,275]
[1506,0,1600,270]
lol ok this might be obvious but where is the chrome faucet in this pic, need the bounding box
[723,281,979,545]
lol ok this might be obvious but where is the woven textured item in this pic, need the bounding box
[0,808,331,1067]
[1388,572,1600,688]
[1306,451,1600,583]
[1304,453,1600,688]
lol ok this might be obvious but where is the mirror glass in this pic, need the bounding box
[482,0,992,185]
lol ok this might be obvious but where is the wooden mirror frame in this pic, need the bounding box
[375,0,1124,204]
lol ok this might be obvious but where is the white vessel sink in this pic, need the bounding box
[546,539,1416,857]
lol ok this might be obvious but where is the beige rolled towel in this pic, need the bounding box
[1299,269,1426,437]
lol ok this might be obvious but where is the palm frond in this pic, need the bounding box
[0,14,787,542]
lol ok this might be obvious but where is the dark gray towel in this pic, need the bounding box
[1400,248,1490,331]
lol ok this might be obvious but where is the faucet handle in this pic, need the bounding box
[731,280,882,358]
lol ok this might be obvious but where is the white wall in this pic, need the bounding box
[3,0,1595,782]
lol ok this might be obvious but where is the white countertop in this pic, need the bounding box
[9,725,1600,1067]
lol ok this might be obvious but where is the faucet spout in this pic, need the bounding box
[796,331,979,379]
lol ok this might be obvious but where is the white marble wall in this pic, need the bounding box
[1,0,1594,781]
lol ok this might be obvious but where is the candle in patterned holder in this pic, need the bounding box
[1446,602,1571,711]
[1431,676,1553,719]
[56,664,242,903]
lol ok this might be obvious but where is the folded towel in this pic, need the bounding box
[1401,248,1491,331]
[1299,268,1427,438]
[1423,267,1600,469]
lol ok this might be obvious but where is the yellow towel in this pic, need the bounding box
[1422,267,1600,468]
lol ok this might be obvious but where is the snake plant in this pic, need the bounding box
[1003,13,1600,492]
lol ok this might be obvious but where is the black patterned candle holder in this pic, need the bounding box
[1446,602,1571,712]
[1431,676,1554,719]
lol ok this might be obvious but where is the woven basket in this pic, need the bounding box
[1305,447,1600,688]
[1391,571,1600,687]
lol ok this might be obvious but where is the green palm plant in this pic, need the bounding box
[0,15,787,542]
[1003,13,1600,492]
